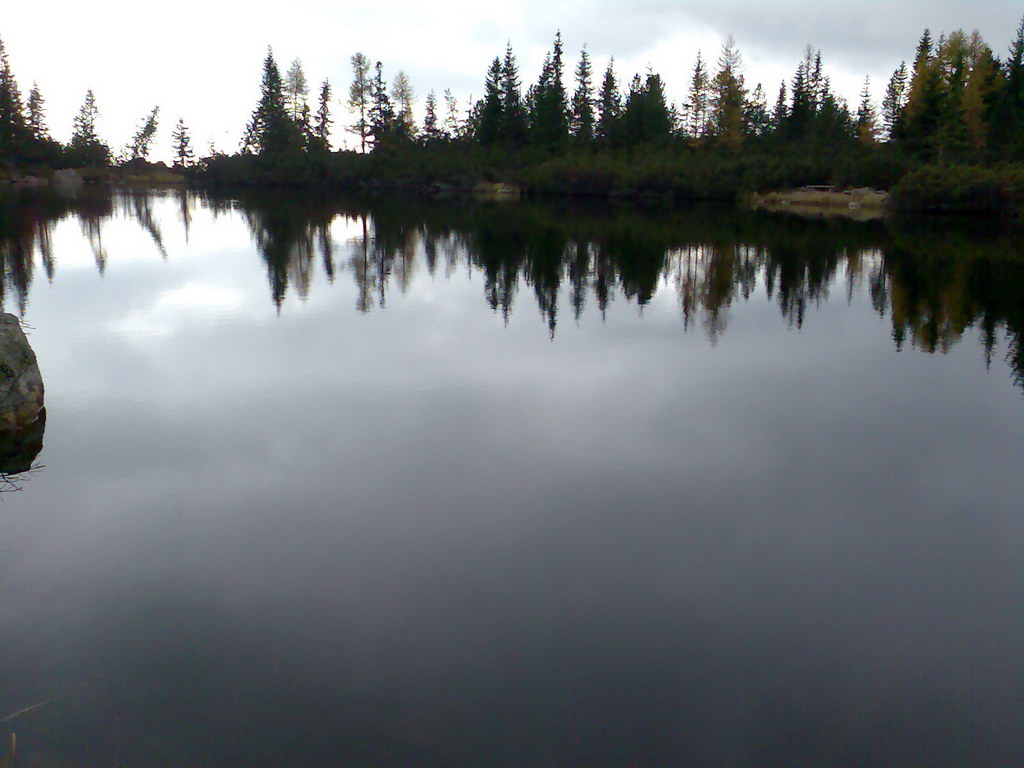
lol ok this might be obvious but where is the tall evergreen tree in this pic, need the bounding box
[422,90,442,142]
[882,62,908,140]
[476,57,503,145]
[570,45,594,142]
[25,82,46,141]
[530,31,569,146]
[744,83,770,137]
[171,118,194,167]
[348,53,373,152]
[686,51,710,139]
[596,58,620,143]
[499,43,528,145]
[902,30,944,155]
[770,80,788,135]
[621,69,671,145]
[443,89,461,138]
[68,89,109,166]
[245,48,298,156]
[993,15,1024,158]
[855,76,878,143]
[314,78,332,151]
[368,61,395,148]
[0,36,27,162]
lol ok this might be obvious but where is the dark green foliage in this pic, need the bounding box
[890,163,1024,219]
[596,59,620,143]
[313,79,332,152]
[529,32,570,146]
[67,89,110,167]
[570,46,594,142]
[244,48,302,157]
[0,37,28,165]
[620,71,672,146]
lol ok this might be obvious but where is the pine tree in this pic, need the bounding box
[530,31,569,146]
[570,45,594,142]
[171,118,194,167]
[785,47,817,140]
[686,51,710,139]
[992,15,1024,158]
[882,62,908,140]
[368,61,395,148]
[770,80,788,135]
[422,90,442,142]
[126,106,160,161]
[476,57,503,145]
[855,76,878,144]
[26,82,46,141]
[348,53,373,152]
[744,83,770,137]
[902,29,944,155]
[69,89,109,166]
[443,89,461,139]
[596,58,620,143]
[0,36,27,162]
[246,48,298,156]
[621,70,671,145]
[499,43,528,145]
[314,78,332,151]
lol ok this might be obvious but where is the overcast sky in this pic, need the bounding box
[4,1,1022,159]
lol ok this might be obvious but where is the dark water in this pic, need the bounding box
[0,189,1022,767]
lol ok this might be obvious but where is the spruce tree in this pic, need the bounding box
[368,61,395,148]
[69,89,109,166]
[596,58,620,143]
[902,30,944,155]
[246,48,298,157]
[314,78,332,151]
[477,57,503,145]
[855,76,878,144]
[171,118,194,167]
[0,36,27,163]
[744,83,770,137]
[882,62,908,140]
[443,89,461,139]
[26,83,46,141]
[499,43,528,145]
[570,45,594,142]
[686,51,709,139]
[422,90,441,142]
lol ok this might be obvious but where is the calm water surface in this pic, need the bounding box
[0,190,1022,766]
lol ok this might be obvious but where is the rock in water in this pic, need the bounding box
[0,313,44,432]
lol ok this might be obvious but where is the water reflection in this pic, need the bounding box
[1,188,1022,766]
[2,188,1021,389]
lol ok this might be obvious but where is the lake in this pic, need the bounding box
[0,188,1022,766]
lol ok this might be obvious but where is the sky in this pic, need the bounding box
[4,1,1022,160]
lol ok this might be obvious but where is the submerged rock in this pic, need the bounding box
[0,313,44,432]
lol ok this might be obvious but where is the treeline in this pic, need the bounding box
[2,21,1024,206]
[0,38,193,172]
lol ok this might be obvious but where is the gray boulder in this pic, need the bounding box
[0,314,44,432]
